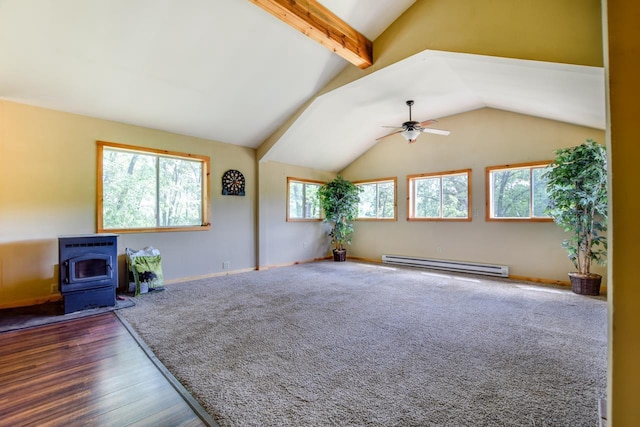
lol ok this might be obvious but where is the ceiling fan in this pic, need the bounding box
[377,100,450,143]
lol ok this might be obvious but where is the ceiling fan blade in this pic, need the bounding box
[419,119,438,127]
[421,128,451,136]
[381,125,403,129]
[376,129,404,141]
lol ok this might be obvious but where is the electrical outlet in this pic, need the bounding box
[50,283,59,294]
[222,261,230,270]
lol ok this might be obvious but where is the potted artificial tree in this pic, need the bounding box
[318,175,362,262]
[543,139,608,295]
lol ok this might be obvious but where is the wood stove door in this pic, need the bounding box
[61,253,113,292]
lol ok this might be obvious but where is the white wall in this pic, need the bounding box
[258,161,335,268]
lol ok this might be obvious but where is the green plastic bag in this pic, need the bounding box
[126,247,165,296]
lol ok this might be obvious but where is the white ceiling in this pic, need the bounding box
[0,0,414,146]
[263,50,606,171]
[0,0,604,173]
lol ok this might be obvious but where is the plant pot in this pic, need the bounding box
[568,272,602,296]
[332,249,347,262]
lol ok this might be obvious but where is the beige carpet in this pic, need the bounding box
[118,261,607,426]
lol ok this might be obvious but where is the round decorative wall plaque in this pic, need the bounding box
[222,169,245,196]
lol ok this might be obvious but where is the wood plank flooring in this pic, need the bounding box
[0,312,212,426]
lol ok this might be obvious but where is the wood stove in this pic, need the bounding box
[58,234,118,314]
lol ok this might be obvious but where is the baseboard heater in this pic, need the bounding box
[381,254,509,278]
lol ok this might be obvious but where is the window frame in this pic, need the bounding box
[286,177,324,222]
[97,141,211,233]
[485,161,553,222]
[354,177,398,221]
[407,169,472,222]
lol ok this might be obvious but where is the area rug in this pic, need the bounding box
[118,261,607,426]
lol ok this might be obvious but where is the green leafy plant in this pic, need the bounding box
[543,139,608,276]
[318,175,363,252]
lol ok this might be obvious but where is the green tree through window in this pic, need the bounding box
[409,170,470,220]
[287,178,322,220]
[98,141,210,232]
[486,162,552,221]
[356,179,396,220]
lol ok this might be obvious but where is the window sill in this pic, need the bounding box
[98,224,211,233]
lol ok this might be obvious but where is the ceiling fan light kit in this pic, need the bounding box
[402,129,421,143]
[378,100,451,144]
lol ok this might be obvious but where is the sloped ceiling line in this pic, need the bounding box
[261,50,605,173]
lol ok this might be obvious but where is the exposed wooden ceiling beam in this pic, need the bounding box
[249,0,373,69]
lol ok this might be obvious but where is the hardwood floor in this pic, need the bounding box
[0,313,214,426]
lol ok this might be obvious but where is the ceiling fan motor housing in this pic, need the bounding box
[403,121,419,131]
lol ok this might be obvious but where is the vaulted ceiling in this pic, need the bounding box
[262,50,605,171]
[0,0,604,172]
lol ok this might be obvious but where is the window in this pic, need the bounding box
[408,169,471,221]
[287,177,322,221]
[97,141,210,233]
[355,178,397,220]
[486,161,552,221]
